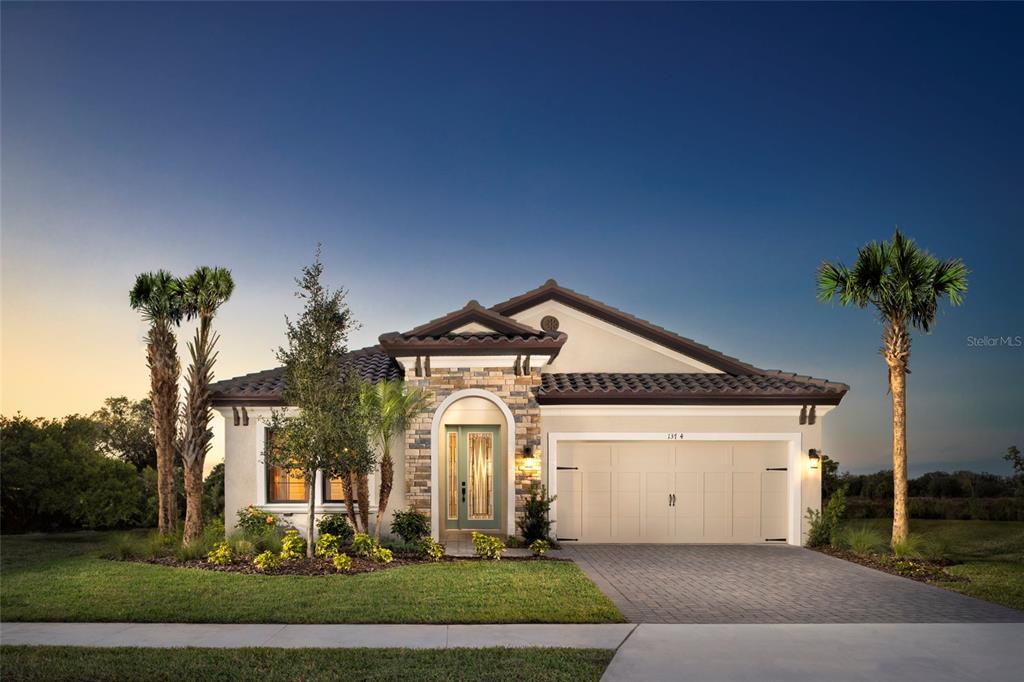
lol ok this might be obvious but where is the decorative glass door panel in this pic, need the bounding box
[444,425,502,530]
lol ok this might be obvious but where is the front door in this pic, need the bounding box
[444,425,502,530]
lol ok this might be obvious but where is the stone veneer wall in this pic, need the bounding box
[403,365,543,533]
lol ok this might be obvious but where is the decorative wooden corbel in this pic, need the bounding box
[241,407,250,426]
[424,355,431,377]
[808,405,816,425]
[513,354,522,376]
[232,406,240,426]
[415,356,423,377]
[799,405,807,425]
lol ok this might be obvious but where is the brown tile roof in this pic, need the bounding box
[402,300,541,337]
[378,331,567,356]
[210,346,401,406]
[538,372,848,405]
[490,279,763,375]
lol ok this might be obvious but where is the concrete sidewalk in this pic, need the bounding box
[0,622,634,649]
[602,623,1024,682]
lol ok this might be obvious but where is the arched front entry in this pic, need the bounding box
[430,389,516,540]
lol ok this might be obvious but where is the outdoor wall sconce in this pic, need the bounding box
[520,446,541,472]
[808,449,821,470]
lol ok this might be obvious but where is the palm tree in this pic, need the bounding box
[362,379,432,539]
[130,271,184,535]
[179,266,235,544]
[817,229,968,545]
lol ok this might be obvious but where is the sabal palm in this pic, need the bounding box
[179,266,234,543]
[362,378,431,539]
[130,270,183,535]
[817,229,967,545]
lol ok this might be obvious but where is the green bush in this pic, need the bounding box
[332,553,353,572]
[231,538,255,557]
[351,532,392,563]
[316,514,354,545]
[892,534,926,559]
[175,537,213,562]
[529,539,551,556]
[472,532,505,560]
[844,495,1024,521]
[374,546,394,564]
[236,506,279,537]
[806,487,847,548]
[280,530,306,559]
[253,526,285,554]
[144,531,174,559]
[253,550,280,572]
[390,509,430,544]
[517,485,556,544]
[206,541,233,565]
[840,524,886,555]
[417,537,444,562]
[107,533,144,560]
[314,533,340,558]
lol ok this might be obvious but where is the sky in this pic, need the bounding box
[2,2,1022,477]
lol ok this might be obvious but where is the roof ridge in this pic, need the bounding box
[489,280,764,375]
[401,299,541,337]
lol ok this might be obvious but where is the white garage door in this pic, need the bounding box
[555,441,789,543]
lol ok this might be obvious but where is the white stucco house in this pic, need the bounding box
[212,280,847,545]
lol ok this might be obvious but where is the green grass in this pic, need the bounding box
[0,646,615,682]
[0,532,623,624]
[839,519,1024,611]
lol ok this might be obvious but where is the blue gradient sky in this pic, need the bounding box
[3,2,1022,475]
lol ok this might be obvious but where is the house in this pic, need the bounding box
[212,280,847,545]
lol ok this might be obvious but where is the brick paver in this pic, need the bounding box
[559,544,1024,624]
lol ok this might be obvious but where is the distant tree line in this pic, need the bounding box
[0,397,223,534]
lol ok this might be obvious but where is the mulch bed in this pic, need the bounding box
[816,546,969,585]
[117,553,560,576]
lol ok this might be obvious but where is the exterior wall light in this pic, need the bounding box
[521,446,541,472]
[808,449,821,470]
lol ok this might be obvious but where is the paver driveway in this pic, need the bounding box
[560,544,1024,624]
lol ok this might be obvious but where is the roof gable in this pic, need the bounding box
[403,300,541,337]
[491,280,760,375]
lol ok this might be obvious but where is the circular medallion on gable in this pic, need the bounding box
[540,315,560,332]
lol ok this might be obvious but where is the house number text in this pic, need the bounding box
[666,433,686,440]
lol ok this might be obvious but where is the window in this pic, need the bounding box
[264,429,308,503]
[323,475,348,503]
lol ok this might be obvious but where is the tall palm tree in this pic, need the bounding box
[817,229,968,545]
[130,271,184,535]
[362,379,432,539]
[179,266,235,544]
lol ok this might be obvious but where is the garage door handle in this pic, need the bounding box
[557,466,578,470]
[671,494,676,507]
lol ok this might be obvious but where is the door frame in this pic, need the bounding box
[430,389,516,541]
[547,432,804,546]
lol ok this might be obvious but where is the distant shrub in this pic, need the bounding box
[206,541,233,566]
[317,514,354,545]
[253,550,280,572]
[472,532,505,560]
[517,485,556,544]
[418,537,444,562]
[237,506,279,537]
[315,533,341,558]
[280,530,306,559]
[844,496,1024,521]
[391,509,430,544]
[332,553,353,572]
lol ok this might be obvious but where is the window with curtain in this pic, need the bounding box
[264,428,308,502]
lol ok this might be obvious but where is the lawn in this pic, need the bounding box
[841,519,1024,611]
[0,646,615,682]
[0,532,623,624]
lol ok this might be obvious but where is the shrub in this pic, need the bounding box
[175,537,213,562]
[892,534,926,559]
[203,517,226,545]
[206,541,233,565]
[280,529,306,559]
[232,539,255,557]
[145,531,174,559]
[418,537,444,562]
[352,532,392,563]
[332,552,353,572]
[840,524,886,555]
[317,514,354,545]
[253,550,280,572]
[374,546,394,564]
[108,533,144,560]
[253,526,285,554]
[236,506,279,537]
[315,532,341,558]
[391,509,430,544]
[806,487,847,548]
[529,539,551,556]
[472,531,505,560]
[517,485,556,544]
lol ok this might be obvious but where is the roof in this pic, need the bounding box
[210,346,402,406]
[490,279,763,375]
[539,373,849,405]
[402,300,541,336]
[379,331,567,356]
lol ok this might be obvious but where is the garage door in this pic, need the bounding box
[555,441,789,543]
